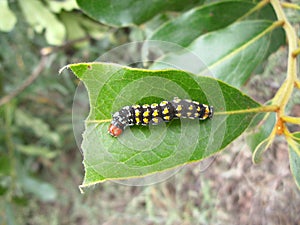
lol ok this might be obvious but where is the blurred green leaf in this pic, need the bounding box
[60,12,87,48]
[0,0,17,32]
[46,0,79,13]
[288,132,300,190]
[16,145,58,159]
[78,15,109,40]
[20,173,57,202]
[4,203,16,225]
[60,11,109,47]
[150,20,284,87]
[19,0,66,45]
[144,14,174,37]
[0,155,11,176]
[76,0,205,26]
[15,109,61,147]
[149,1,255,47]
[68,62,260,187]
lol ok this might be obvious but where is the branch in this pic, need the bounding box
[0,56,48,106]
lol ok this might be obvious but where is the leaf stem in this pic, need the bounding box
[215,105,279,116]
[292,48,300,57]
[270,0,298,114]
[86,119,112,124]
[282,116,300,125]
[281,2,300,10]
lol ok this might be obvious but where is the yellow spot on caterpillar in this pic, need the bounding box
[175,113,181,117]
[188,105,193,110]
[143,118,149,123]
[142,104,149,108]
[163,107,169,114]
[187,112,192,117]
[153,110,159,117]
[143,111,149,117]
[135,110,140,116]
[151,103,158,108]
[164,116,170,120]
[152,118,159,123]
[197,106,201,112]
[194,113,199,117]
[176,105,182,111]
[135,117,140,123]
[160,101,168,106]
[133,105,140,109]
[202,115,208,120]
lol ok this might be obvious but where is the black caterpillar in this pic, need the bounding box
[108,97,214,137]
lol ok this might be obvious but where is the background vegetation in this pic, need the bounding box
[0,0,299,224]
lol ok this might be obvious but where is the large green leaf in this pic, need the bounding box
[149,1,255,47]
[67,62,260,188]
[150,20,284,87]
[76,0,204,27]
[288,132,300,189]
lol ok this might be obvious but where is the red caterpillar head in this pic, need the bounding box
[108,124,123,137]
[108,106,131,137]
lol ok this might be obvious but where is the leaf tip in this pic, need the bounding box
[58,65,69,74]
[78,185,85,194]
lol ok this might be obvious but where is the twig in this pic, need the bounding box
[0,56,48,107]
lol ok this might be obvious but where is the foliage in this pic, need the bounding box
[61,0,300,191]
[0,0,114,223]
[0,0,299,223]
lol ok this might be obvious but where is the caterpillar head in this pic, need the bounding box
[108,106,132,137]
[108,124,123,137]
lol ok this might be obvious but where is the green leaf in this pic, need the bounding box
[67,62,260,188]
[20,173,57,202]
[0,0,17,32]
[76,0,205,27]
[149,1,255,47]
[16,145,58,159]
[60,12,87,48]
[288,132,300,189]
[150,20,284,87]
[19,0,66,45]
[46,0,79,13]
[60,11,109,46]
[15,109,61,147]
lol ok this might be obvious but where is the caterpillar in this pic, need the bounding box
[108,97,214,137]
